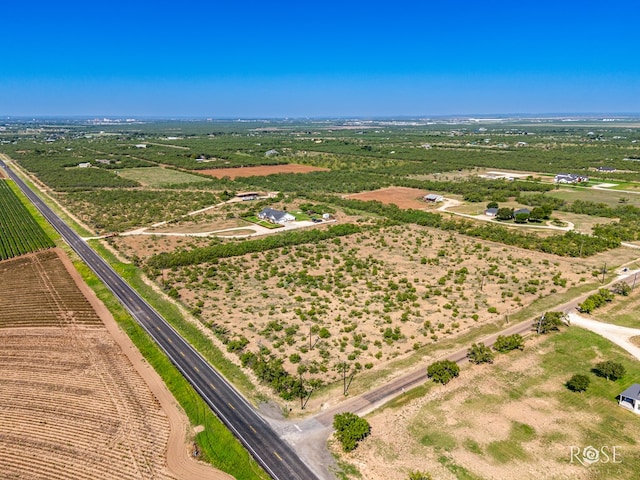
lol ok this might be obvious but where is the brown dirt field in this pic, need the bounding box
[631,336,640,347]
[346,187,431,209]
[199,164,329,179]
[0,249,231,480]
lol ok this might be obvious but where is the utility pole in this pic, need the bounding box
[343,361,348,396]
[601,262,607,284]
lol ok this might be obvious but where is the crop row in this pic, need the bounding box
[0,180,54,260]
[0,250,102,328]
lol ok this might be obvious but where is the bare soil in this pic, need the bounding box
[346,187,431,209]
[0,249,230,480]
[199,164,329,179]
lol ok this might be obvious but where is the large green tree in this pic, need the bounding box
[427,360,460,384]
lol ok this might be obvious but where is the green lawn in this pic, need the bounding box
[398,327,640,480]
[117,166,210,187]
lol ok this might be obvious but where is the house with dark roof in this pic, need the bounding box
[258,208,295,225]
[619,384,640,414]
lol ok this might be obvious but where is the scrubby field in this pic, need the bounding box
[152,224,604,391]
[0,250,228,480]
[199,164,328,178]
[116,167,211,187]
[344,327,640,480]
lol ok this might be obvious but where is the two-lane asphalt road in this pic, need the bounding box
[0,159,319,480]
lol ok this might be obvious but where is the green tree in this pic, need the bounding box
[467,342,494,364]
[612,281,631,296]
[537,311,568,334]
[514,212,530,224]
[594,361,626,381]
[486,201,499,209]
[333,412,371,452]
[496,207,514,221]
[493,334,525,353]
[427,359,460,384]
[566,374,590,392]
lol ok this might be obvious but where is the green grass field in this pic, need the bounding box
[117,166,210,187]
[549,187,640,208]
[397,327,640,480]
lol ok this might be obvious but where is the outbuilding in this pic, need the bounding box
[619,384,640,414]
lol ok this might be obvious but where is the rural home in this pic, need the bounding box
[514,208,531,216]
[554,173,589,184]
[77,162,91,168]
[423,193,444,203]
[485,207,498,217]
[258,208,295,225]
[597,166,616,172]
[619,384,640,414]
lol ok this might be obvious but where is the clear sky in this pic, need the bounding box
[1,0,638,118]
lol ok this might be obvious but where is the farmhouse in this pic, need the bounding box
[258,207,295,224]
[514,208,531,215]
[423,193,444,203]
[619,384,640,414]
[554,173,589,184]
[597,166,616,172]
[485,207,498,217]
[77,162,91,168]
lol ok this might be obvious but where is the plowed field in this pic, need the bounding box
[0,250,229,480]
[199,163,328,178]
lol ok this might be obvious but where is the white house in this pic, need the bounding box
[77,162,91,168]
[258,208,295,225]
[619,384,640,414]
[555,173,589,184]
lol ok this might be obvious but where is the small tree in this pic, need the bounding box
[486,201,499,209]
[612,281,631,296]
[493,334,525,353]
[594,361,626,381]
[467,342,494,364]
[408,471,433,480]
[427,359,460,384]
[333,412,371,452]
[566,374,590,393]
[537,311,568,334]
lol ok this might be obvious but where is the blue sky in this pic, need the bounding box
[1,1,638,117]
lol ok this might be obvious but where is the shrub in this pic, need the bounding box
[408,472,433,480]
[333,412,371,452]
[493,334,525,353]
[594,361,626,381]
[427,360,460,384]
[566,374,590,392]
[467,342,494,364]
